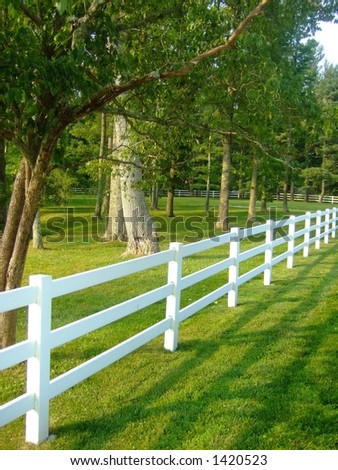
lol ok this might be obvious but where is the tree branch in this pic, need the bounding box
[19,2,42,28]
[71,0,271,122]
[118,1,185,31]
[71,0,111,28]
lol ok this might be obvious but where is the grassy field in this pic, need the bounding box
[0,196,337,449]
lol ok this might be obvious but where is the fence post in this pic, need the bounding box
[25,274,52,444]
[164,242,183,352]
[303,211,311,257]
[228,227,240,307]
[287,215,296,269]
[264,220,274,286]
[315,210,322,249]
[332,208,337,239]
[324,208,330,244]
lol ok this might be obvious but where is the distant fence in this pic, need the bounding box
[0,208,337,444]
[172,189,338,204]
[71,187,338,204]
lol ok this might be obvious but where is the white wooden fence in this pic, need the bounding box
[71,187,338,204]
[173,189,338,204]
[0,208,337,444]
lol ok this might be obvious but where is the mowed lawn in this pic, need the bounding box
[0,197,337,450]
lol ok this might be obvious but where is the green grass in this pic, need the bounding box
[0,196,337,450]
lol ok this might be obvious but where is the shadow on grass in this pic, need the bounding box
[43,244,338,449]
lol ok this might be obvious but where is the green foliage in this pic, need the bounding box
[45,168,76,205]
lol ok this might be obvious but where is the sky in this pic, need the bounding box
[314,21,338,65]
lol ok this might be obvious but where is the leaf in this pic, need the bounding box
[56,0,72,15]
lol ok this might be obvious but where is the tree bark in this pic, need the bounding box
[319,179,325,203]
[166,188,175,218]
[290,180,295,201]
[104,169,127,241]
[0,132,62,348]
[283,163,289,213]
[204,136,211,214]
[150,181,159,210]
[216,135,231,231]
[121,160,160,255]
[116,115,159,255]
[95,112,107,218]
[0,138,7,232]
[260,175,267,212]
[0,158,38,348]
[32,209,44,249]
[248,152,258,221]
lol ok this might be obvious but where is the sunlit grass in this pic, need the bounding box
[0,196,337,450]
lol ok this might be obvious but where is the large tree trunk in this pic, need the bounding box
[216,135,231,231]
[104,169,127,241]
[247,152,258,222]
[121,161,160,255]
[0,135,60,348]
[0,158,41,347]
[0,138,7,232]
[116,115,159,255]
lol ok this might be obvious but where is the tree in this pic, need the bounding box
[1,1,271,347]
[0,139,6,231]
[310,64,338,199]
[108,114,159,253]
[94,113,108,218]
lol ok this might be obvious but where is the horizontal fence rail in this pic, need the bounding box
[0,208,337,444]
[71,187,338,204]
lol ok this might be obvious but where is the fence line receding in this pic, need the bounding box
[0,208,337,444]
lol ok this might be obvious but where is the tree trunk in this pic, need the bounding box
[121,161,160,255]
[319,179,325,203]
[166,189,175,218]
[283,127,292,213]
[0,134,60,348]
[101,186,109,216]
[290,180,295,201]
[283,166,289,213]
[104,169,127,241]
[116,115,159,255]
[304,182,309,202]
[95,112,107,218]
[32,209,44,249]
[204,137,211,214]
[150,181,159,210]
[0,158,44,347]
[166,163,175,218]
[247,152,258,222]
[260,175,267,212]
[0,138,7,232]
[216,135,231,231]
